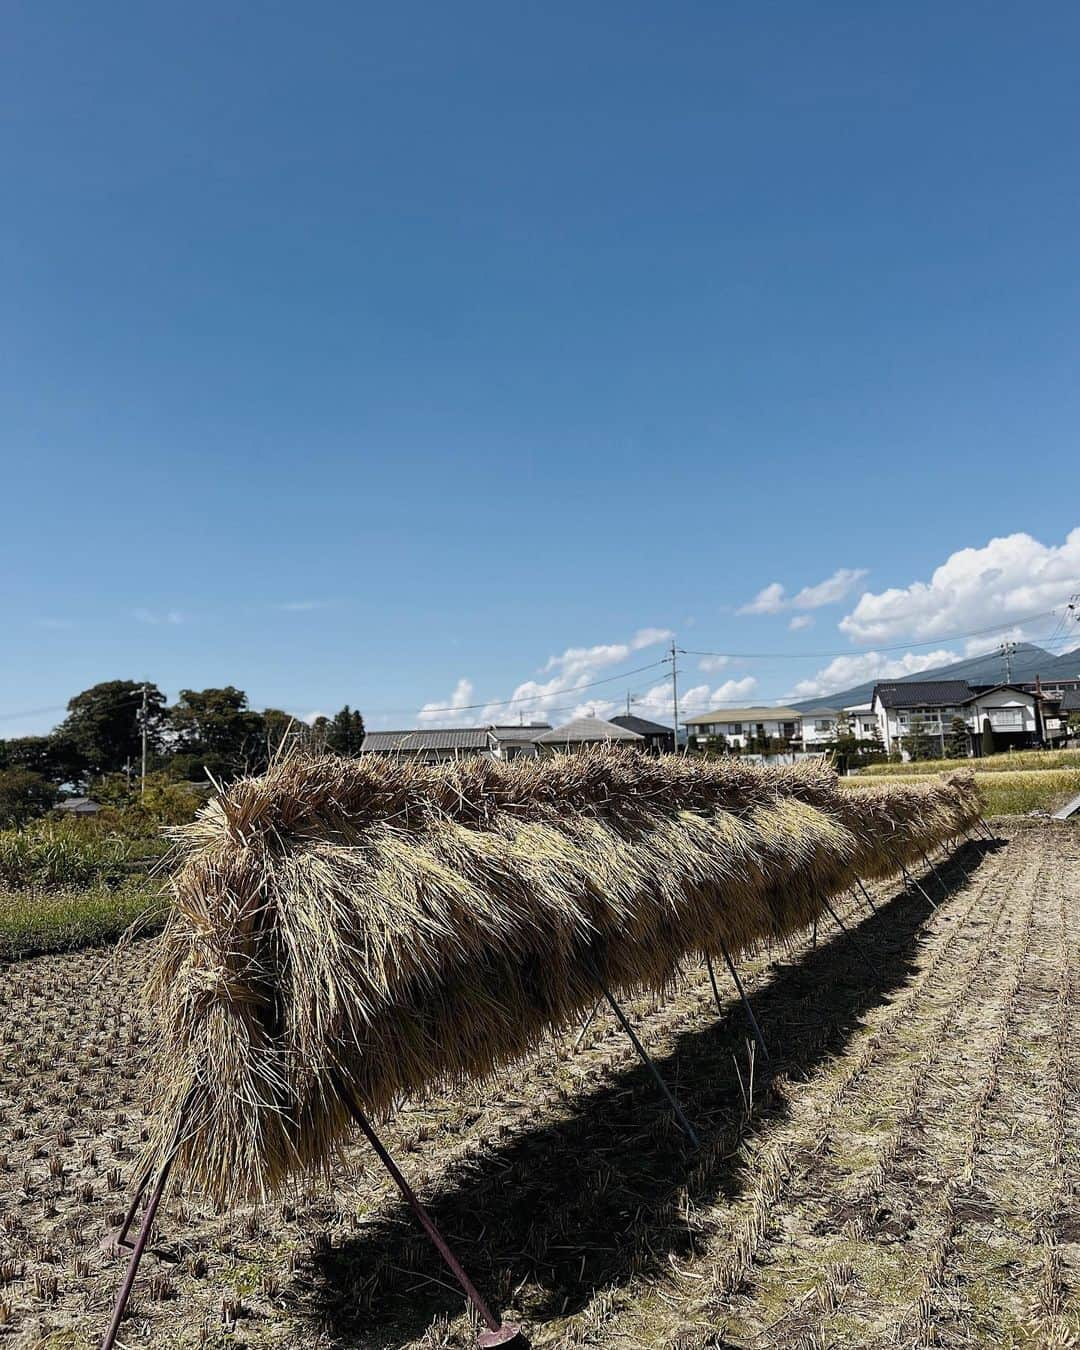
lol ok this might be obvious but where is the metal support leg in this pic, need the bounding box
[100,1164,154,1254]
[100,1155,175,1349]
[820,895,872,961]
[854,878,877,914]
[334,1077,526,1348]
[889,852,938,910]
[920,848,949,898]
[706,945,771,1068]
[574,999,603,1050]
[598,985,700,1149]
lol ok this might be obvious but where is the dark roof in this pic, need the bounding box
[362,728,490,752]
[609,714,674,737]
[535,716,643,744]
[873,680,972,710]
[1062,689,1080,713]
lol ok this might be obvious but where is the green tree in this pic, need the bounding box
[325,705,366,756]
[830,712,859,773]
[59,681,167,780]
[169,687,265,780]
[945,716,970,759]
[0,768,60,826]
[0,733,86,786]
[901,714,937,762]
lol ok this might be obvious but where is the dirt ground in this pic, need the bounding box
[1,822,1077,1349]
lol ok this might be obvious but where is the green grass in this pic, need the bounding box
[841,767,1080,817]
[859,749,1080,776]
[0,878,166,960]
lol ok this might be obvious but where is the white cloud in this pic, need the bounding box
[738,567,868,616]
[631,626,674,650]
[786,648,959,702]
[697,654,730,672]
[738,582,787,615]
[418,678,475,724]
[839,530,1080,644]
[417,627,674,727]
[133,608,184,625]
[276,600,328,613]
[789,615,814,631]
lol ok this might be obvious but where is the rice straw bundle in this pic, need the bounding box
[143,750,980,1202]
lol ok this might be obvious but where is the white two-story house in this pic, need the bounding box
[871,680,1040,758]
[683,706,802,750]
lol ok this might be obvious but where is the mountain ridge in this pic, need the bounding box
[788,641,1080,713]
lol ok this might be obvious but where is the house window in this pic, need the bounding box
[782,722,796,738]
[814,720,832,732]
[727,723,742,735]
[988,708,1023,728]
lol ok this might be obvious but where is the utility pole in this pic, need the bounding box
[999,640,1016,684]
[140,684,148,800]
[664,638,685,752]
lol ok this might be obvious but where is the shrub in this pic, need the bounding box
[0,822,131,888]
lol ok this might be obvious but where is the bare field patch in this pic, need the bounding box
[0,825,1076,1348]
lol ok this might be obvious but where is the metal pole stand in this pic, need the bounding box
[706,942,771,1068]
[854,878,877,914]
[334,1076,527,1349]
[101,1155,176,1349]
[889,852,937,910]
[820,896,875,971]
[919,848,948,898]
[597,984,700,1149]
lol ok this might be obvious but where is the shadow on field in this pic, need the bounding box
[303,837,999,1347]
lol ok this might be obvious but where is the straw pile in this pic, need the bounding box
[143,750,980,1202]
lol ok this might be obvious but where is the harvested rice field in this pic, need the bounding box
[0,822,1076,1349]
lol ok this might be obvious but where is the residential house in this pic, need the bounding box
[1061,689,1080,743]
[800,707,842,749]
[844,702,884,742]
[360,728,493,763]
[56,796,102,817]
[965,684,1041,752]
[488,723,552,760]
[871,680,1041,757]
[534,716,644,754]
[608,714,676,754]
[871,681,974,757]
[682,706,802,750]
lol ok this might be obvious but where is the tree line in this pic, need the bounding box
[0,680,365,825]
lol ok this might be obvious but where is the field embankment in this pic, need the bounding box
[860,748,1080,776]
[842,766,1080,816]
[0,821,166,959]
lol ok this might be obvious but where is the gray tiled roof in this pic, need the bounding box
[488,723,552,743]
[609,714,674,737]
[362,728,490,752]
[1061,689,1080,713]
[873,681,972,709]
[534,716,644,744]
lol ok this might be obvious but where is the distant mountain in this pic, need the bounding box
[789,642,1080,713]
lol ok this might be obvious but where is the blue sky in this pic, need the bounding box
[3,1,1080,736]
